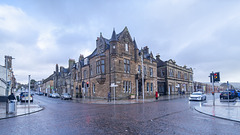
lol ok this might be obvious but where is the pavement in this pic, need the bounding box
[1,94,240,123]
[72,94,188,104]
[195,98,240,122]
[0,101,44,120]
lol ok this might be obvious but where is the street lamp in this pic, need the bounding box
[140,51,145,102]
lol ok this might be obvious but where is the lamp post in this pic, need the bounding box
[28,75,31,108]
[5,57,8,96]
[141,51,144,102]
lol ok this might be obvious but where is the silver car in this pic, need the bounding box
[52,93,60,98]
[189,92,206,101]
[61,93,72,100]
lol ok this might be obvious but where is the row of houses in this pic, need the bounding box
[39,27,194,99]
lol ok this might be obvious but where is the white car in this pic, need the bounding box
[189,92,206,101]
[51,93,60,98]
[61,93,72,100]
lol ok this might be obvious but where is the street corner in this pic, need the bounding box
[16,103,44,115]
[0,103,44,120]
[194,104,240,123]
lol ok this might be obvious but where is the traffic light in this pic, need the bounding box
[210,72,220,83]
[213,72,220,82]
[86,82,89,87]
[6,81,10,90]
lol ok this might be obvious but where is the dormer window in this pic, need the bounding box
[125,43,128,52]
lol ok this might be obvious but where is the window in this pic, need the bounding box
[184,73,187,80]
[169,69,174,77]
[90,65,93,76]
[84,70,87,79]
[147,83,149,92]
[125,43,128,51]
[144,66,146,75]
[101,60,105,74]
[124,59,130,73]
[96,60,105,74]
[161,69,165,77]
[150,68,153,77]
[92,83,95,93]
[123,81,131,93]
[178,71,181,79]
[190,75,193,81]
[96,61,100,74]
[84,58,88,65]
[151,83,153,92]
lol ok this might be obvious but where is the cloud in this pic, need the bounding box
[1,0,240,84]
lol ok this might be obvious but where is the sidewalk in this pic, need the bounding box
[195,99,240,122]
[0,102,43,120]
[72,94,188,104]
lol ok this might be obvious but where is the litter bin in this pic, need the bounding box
[7,100,16,114]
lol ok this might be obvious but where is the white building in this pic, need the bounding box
[0,65,11,96]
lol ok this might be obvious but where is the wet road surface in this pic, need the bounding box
[0,95,240,135]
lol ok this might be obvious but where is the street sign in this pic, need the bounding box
[110,83,118,87]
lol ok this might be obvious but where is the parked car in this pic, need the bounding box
[189,91,206,101]
[35,92,44,96]
[52,93,60,98]
[236,90,240,98]
[20,92,33,102]
[48,93,53,97]
[61,93,72,100]
[220,90,238,101]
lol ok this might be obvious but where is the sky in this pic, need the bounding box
[0,0,240,84]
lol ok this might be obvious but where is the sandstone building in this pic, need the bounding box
[50,27,158,99]
[156,55,194,95]
[41,27,195,98]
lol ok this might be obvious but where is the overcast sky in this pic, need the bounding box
[1,0,240,84]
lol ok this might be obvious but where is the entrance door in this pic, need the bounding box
[138,81,142,96]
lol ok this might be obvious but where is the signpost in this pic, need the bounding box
[110,83,118,104]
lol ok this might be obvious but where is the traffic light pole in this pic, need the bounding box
[212,71,215,106]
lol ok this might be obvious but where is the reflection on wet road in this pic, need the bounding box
[0,94,240,135]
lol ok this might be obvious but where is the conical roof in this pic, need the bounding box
[110,28,118,42]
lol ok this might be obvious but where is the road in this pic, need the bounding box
[0,94,240,135]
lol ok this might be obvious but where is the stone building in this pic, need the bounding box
[41,74,54,96]
[68,27,158,99]
[156,55,193,95]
